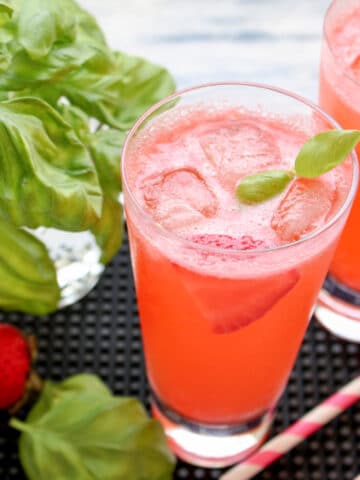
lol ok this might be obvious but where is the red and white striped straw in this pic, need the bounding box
[221,376,360,480]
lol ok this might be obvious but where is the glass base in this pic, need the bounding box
[30,228,104,308]
[316,275,360,343]
[151,395,273,468]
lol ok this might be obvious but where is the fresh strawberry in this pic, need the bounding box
[0,324,31,410]
[179,234,299,333]
[190,234,268,250]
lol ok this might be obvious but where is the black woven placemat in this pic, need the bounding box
[0,238,359,479]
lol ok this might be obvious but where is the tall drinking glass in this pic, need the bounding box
[317,0,360,342]
[122,83,357,467]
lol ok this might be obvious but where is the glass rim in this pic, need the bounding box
[121,81,359,256]
[323,0,360,88]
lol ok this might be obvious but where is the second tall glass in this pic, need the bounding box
[317,0,360,342]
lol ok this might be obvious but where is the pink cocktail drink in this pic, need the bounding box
[317,0,360,341]
[122,83,357,467]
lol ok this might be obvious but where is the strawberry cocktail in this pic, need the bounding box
[122,83,357,467]
[317,0,360,341]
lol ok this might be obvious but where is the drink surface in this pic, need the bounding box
[128,106,347,251]
[125,105,350,424]
[319,0,360,290]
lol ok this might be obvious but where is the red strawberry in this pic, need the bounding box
[0,324,31,410]
[190,234,268,250]
[180,234,300,333]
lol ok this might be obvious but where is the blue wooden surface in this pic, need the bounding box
[80,0,330,100]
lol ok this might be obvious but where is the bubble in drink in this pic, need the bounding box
[271,178,335,242]
[200,122,281,189]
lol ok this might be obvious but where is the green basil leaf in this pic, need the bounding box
[0,0,174,276]
[0,0,175,131]
[0,43,11,71]
[27,374,111,424]
[110,51,176,129]
[236,170,294,204]
[0,38,95,92]
[17,0,57,59]
[53,0,107,47]
[89,128,125,198]
[53,50,175,130]
[0,1,13,17]
[25,381,57,423]
[0,218,59,314]
[295,129,360,178]
[50,374,112,400]
[58,103,90,144]
[0,0,95,92]
[11,375,175,480]
[88,129,125,263]
[0,1,15,43]
[91,196,123,264]
[0,97,102,230]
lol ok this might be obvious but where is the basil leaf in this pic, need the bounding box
[0,218,59,314]
[27,374,111,424]
[17,0,57,59]
[17,0,77,59]
[0,43,11,71]
[0,97,102,230]
[50,374,112,399]
[88,129,124,263]
[0,1,175,128]
[11,375,175,480]
[53,50,174,130]
[0,37,95,92]
[89,128,125,198]
[0,1,13,15]
[0,0,13,30]
[236,170,294,204]
[0,1,15,45]
[0,1,94,91]
[0,0,175,276]
[45,0,108,48]
[72,0,107,46]
[0,0,175,130]
[58,103,90,144]
[91,195,123,264]
[25,381,57,423]
[295,129,360,178]
[110,51,176,129]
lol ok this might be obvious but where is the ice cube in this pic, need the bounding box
[142,167,218,231]
[200,122,281,189]
[156,199,204,231]
[271,178,335,242]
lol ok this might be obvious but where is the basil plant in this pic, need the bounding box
[0,0,175,315]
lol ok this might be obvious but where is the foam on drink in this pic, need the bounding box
[127,105,350,249]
